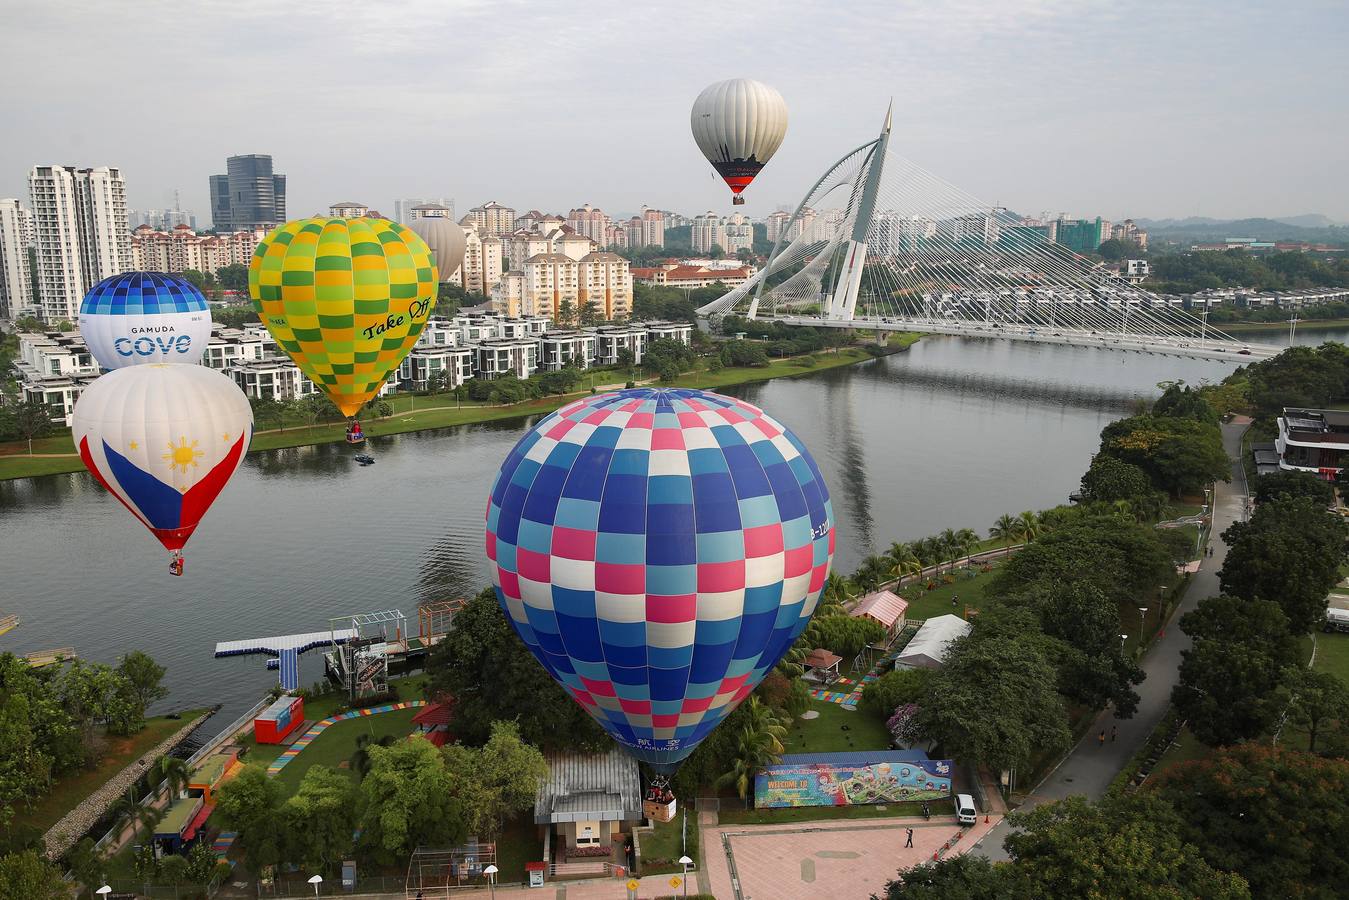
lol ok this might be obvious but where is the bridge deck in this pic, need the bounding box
[770,315,1281,361]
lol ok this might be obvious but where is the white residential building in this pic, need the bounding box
[521,253,580,320]
[538,330,598,371]
[566,204,610,246]
[399,345,474,391]
[691,211,728,254]
[455,224,503,296]
[230,357,317,402]
[593,323,649,366]
[464,202,516,236]
[130,225,263,277]
[579,252,633,321]
[473,336,539,379]
[0,199,35,319]
[395,197,454,224]
[723,213,753,254]
[639,206,665,248]
[329,201,369,218]
[28,166,132,322]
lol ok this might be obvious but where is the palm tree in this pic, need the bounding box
[110,789,158,843]
[717,697,788,800]
[954,528,979,566]
[938,529,961,573]
[1132,491,1168,523]
[157,756,190,799]
[350,733,397,778]
[989,513,1019,555]
[821,571,857,609]
[853,555,891,592]
[1014,510,1042,543]
[887,542,923,581]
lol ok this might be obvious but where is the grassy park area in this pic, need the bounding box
[718,798,948,825]
[637,811,700,875]
[19,708,210,834]
[783,699,892,755]
[1313,631,1349,683]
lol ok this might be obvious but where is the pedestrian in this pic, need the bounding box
[1098,729,1105,747]
[952,594,959,609]
[905,827,914,848]
[1111,725,1118,742]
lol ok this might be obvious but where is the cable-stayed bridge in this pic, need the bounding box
[697,105,1279,361]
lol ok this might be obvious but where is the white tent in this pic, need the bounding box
[895,614,971,669]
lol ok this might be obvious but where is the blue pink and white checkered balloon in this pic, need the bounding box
[485,388,834,772]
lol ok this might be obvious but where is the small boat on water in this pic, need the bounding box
[354,455,375,466]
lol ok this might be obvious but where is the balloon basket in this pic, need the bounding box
[643,775,676,823]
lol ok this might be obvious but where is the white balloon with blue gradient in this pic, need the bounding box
[78,272,213,370]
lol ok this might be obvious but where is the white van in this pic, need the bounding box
[956,793,977,825]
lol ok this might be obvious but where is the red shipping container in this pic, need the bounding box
[254,694,305,744]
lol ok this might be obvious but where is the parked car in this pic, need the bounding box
[956,793,978,825]
[1324,608,1349,633]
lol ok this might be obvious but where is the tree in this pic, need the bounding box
[1171,595,1299,746]
[9,398,52,454]
[117,650,168,713]
[917,608,1070,774]
[988,513,1020,554]
[806,614,885,661]
[860,668,931,718]
[281,765,355,873]
[216,263,249,292]
[180,268,215,294]
[250,396,284,432]
[425,589,609,752]
[213,764,284,868]
[1152,382,1218,424]
[886,542,923,579]
[442,720,549,841]
[853,554,892,592]
[1078,454,1155,503]
[708,243,726,260]
[0,693,48,826]
[157,755,190,798]
[66,837,108,896]
[720,340,769,368]
[872,854,1013,898]
[1285,667,1349,753]
[717,696,787,799]
[1012,510,1042,542]
[1243,344,1349,418]
[1155,745,1349,899]
[1251,469,1335,506]
[1004,794,1249,900]
[357,738,469,865]
[349,733,396,779]
[0,850,69,899]
[1219,496,1348,633]
[1098,414,1229,497]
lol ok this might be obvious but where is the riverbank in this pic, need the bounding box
[0,336,918,481]
[1220,317,1349,334]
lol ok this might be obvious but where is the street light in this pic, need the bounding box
[96,888,111,897]
[484,863,498,900]
[1120,633,1128,651]
[678,855,693,898]
[307,873,322,896]
[1137,607,1148,643]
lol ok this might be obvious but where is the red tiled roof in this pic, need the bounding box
[412,700,454,727]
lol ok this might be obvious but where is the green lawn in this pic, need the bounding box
[1313,632,1349,684]
[17,709,210,833]
[274,708,421,795]
[638,810,700,875]
[1151,729,1209,778]
[783,699,892,755]
[718,798,949,825]
[896,564,1002,620]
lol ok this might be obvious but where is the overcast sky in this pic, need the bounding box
[2,0,1347,225]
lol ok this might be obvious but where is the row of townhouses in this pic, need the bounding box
[12,314,693,425]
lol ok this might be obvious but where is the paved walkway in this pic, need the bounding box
[972,420,1249,861]
[266,701,426,775]
[695,814,1000,900]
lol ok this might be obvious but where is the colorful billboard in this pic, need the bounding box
[754,757,953,807]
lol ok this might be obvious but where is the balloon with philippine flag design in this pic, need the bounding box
[71,364,253,575]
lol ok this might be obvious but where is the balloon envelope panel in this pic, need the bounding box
[484,388,834,771]
[690,78,789,196]
[248,217,438,417]
[71,364,253,552]
[78,272,212,369]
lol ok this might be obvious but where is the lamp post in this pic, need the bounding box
[1137,607,1148,646]
[678,855,693,898]
[307,873,322,896]
[96,887,111,897]
[484,863,498,900]
[1120,633,1128,653]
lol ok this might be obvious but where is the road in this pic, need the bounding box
[972,420,1250,860]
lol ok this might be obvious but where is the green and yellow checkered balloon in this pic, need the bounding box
[249,217,438,417]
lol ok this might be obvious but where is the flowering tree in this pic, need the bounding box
[886,703,923,746]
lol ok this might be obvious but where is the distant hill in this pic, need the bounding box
[1135,217,1349,245]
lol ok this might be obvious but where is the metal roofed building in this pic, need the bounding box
[1276,407,1349,478]
[851,589,909,635]
[534,748,642,853]
[895,614,972,669]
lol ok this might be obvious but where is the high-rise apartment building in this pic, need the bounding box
[639,205,665,248]
[209,154,286,231]
[395,197,455,224]
[464,201,515,237]
[28,165,132,322]
[456,224,504,295]
[724,213,753,254]
[0,199,35,319]
[691,211,728,254]
[566,204,610,246]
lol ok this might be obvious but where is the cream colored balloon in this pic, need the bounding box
[690,78,789,203]
[409,204,467,281]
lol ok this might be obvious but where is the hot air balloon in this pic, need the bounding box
[690,78,789,205]
[248,217,438,419]
[72,364,253,574]
[78,272,213,370]
[408,204,466,282]
[484,388,834,800]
